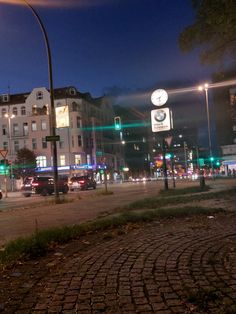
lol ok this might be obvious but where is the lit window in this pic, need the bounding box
[36,156,47,167]
[60,155,66,166]
[12,107,18,116]
[75,154,81,165]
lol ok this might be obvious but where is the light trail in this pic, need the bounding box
[167,79,236,95]
[0,0,116,8]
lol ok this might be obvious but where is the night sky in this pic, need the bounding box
[0,0,217,99]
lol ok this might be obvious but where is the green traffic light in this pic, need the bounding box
[114,116,121,130]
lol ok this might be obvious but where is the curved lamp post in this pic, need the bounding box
[22,1,59,201]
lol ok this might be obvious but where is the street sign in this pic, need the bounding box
[165,135,173,147]
[151,108,173,132]
[0,150,8,159]
[45,135,60,142]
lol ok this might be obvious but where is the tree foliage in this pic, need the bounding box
[13,148,37,179]
[179,0,236,64]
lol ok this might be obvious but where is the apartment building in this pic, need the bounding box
[0,86,123,182]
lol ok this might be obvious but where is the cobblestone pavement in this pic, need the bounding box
[1,211,236,313]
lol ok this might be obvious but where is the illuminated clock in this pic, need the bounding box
[151,89,168,106]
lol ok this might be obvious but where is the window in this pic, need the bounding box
[41,120,47,130]
[32,121,37,131]
[42,138,47,149]
[77,116,81,128]
[36,91,43,100]
[36,156,47,167]
[2,125,7,136]
[87,154,91,165]
[60,155,66,166]
[12,107,18,116]
[69,87,76,95]
[14,140,19,152]
[3,142,8,150]
[13,123,19,135]
[75,154,81,165]
[21,106,26,115]
[23,123,28,136]
[32,138,37,150]
[1,108,6,117]
[78,135,82,147]
[59,140,64,149]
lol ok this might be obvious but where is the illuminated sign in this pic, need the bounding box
[56,106,69,128]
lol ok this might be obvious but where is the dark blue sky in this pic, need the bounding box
[0,0,216,97]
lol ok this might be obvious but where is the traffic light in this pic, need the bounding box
[0,159,9,175]
[209,156,214,162]
[114,116,121,130]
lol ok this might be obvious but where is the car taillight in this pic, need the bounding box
[32,182,39,186]
[79,180,85,184]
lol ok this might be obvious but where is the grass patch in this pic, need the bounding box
[96,190,114,196]
[159,185,210,196]
[124,188,236,211]
[0,205,224,266]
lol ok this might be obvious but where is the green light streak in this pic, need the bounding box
[81,121,151,131]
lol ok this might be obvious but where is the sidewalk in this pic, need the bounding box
[0,178,236,247]
[0,182,236,313]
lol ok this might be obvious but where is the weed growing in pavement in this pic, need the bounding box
[0,205,224,266]
[185,286,236,313]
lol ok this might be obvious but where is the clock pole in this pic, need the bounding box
[162,137,168,190]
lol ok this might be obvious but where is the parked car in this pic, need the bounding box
[68,176,96,191]
[21,176,69,197]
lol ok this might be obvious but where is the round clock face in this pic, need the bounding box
[151,89,168,106]
[154,110,166,122]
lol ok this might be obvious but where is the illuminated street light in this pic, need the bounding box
[4,113,15,189]
[198,83,213,172]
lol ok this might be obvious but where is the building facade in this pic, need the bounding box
[0,86,124,186]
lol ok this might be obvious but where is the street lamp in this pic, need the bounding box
[21,1,59,201]
[198,83,213,172]
[4,113,15,193]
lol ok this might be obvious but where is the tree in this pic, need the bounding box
[13,148,37,179]
[179,0,236,64]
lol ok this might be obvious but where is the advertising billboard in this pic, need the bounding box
[56,106,69,128]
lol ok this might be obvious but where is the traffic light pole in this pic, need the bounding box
[4,158,8,198]
[162,138,168,191]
